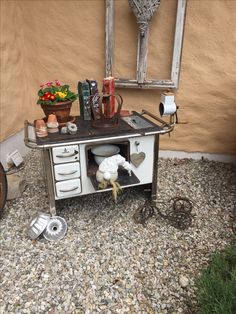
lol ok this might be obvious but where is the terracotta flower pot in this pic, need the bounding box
[47,114,58,124]
[40,101,72,124]
[35,119,46,129]
[35,119,48,137]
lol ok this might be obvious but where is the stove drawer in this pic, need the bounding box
[52,145,79,164]
[54,162,80,181]
[56,179,81,198]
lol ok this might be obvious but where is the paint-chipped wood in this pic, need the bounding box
[136,28,149,83]
[115,78,175,89]
[171,0,187,88]
[105,0,114,77]
[105,0,187,89]
[128,0,161,83]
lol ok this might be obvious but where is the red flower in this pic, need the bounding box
[55,80,61,86]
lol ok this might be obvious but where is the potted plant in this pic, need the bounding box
[37,80,77,124]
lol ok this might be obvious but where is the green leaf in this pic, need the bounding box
[38,90,44,97]
[42,87,51,93]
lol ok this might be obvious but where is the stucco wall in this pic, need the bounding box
[1,0,236,155]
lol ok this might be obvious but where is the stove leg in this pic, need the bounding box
[151,134,159,202]
[42,149,57,216]
[40,150,47,185]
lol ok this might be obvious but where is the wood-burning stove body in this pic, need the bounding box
[25,110,174,215]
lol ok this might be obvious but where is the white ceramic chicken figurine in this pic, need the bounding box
[96,154,131,182]
[96,154,132,201]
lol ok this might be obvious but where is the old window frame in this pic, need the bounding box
[105,0,187,89]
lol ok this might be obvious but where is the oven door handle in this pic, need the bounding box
[57,170,78,176]
[59,186,79,192]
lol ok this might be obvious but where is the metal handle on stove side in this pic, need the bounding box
[24,120,40,149]
[59,186,79,192]
[140,110,175,134]
[58,170,78,175]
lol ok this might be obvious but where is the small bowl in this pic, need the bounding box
[28,213,51,240]
[91,144,120,165]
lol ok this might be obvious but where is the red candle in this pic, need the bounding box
[102,77,115,118]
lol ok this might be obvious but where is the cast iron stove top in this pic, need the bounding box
[35,111,162,145]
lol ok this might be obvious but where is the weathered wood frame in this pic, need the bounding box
[105,0,187,89]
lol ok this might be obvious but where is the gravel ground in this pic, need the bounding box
[0,150,236,314]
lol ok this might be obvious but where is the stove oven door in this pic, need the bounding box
[129,135,155,185]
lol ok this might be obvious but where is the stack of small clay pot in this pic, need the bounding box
[35,114,59,137]
[35,119,48,137]
[46,114,59,133]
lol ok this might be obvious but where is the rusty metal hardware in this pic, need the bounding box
[133,197,194,229]
[173,106,188,125]
[140,110,174,134]
[90,93,123,129]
